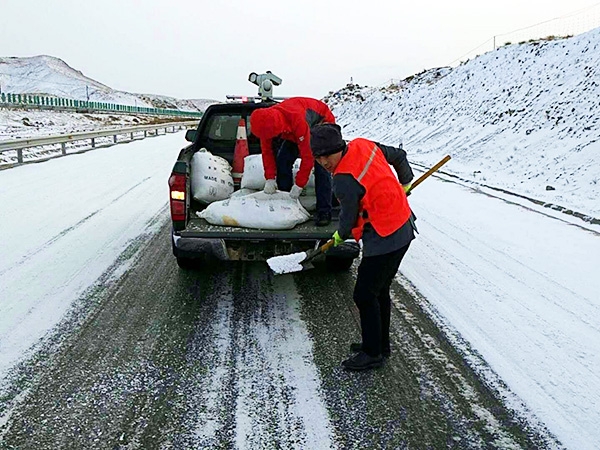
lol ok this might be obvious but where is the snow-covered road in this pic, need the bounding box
[401,175,600,450]
[0,133,182,376]
[0,133,598,448]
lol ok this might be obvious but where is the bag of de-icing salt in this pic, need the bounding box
[237,186,314,210]
[240,154,265,189]
[190,150,234,204]
[199,191,310,230]
[292,159,315,189]
[299,195,317,212]
[231,188,258,198]
[241,154,316,190]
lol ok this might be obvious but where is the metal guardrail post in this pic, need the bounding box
[17,149,23,163]
[61,142,66,155]
[114,135,117,144]
[91,138,95,148]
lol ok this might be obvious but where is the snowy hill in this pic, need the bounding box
[3,32,599,220]
[0,55,216,111]
[326,29,600,220]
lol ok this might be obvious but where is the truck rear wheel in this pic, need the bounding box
[176,256,198,270]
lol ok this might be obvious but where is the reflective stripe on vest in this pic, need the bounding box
[356,145,378,182]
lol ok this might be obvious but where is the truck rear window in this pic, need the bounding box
[206,114,245,141]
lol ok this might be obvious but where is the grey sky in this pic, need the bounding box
[1,0,597,101]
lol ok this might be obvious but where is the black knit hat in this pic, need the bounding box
[310,123,346,157]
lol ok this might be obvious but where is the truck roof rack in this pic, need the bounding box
[225,95,288,103]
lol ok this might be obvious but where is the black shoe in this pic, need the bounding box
[315,211,332,226]
[350,342,391,358]
[342,351,384,371]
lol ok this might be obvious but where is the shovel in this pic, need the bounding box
[266,239,336,275]
[407,154,451,193]
[267,154,451,275]
[298,238,336,270]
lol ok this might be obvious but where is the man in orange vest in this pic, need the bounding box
[310,123,415,371]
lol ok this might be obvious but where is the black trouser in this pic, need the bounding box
[353,244,411,357]
[275,140,332,214]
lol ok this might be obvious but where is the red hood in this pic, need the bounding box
[250,108,285,139]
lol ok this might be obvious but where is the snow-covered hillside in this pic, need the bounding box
[0,55,216,111]
[327,29,600,220]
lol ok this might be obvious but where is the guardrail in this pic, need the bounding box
[0,92,203,118]
[0,120,199,165]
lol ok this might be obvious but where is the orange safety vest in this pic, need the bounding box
[334,138,411,241]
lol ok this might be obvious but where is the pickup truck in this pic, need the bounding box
[168,100,360,270]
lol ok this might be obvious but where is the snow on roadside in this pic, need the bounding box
[395,171,600,449]
[0,108,175,140]
[0,133,184,384]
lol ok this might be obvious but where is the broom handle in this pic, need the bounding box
[408,155,451,192]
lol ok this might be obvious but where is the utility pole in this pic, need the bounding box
[86,85,89,101]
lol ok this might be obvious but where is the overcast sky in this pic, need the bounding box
[1,0,598,101]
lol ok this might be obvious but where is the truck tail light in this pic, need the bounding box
[168,172,186,222]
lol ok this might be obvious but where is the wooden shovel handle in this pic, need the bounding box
[409,155,451,192]
[301,238,336,266]
[320,239,336,253]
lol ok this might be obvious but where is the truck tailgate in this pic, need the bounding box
[181,211,338,240]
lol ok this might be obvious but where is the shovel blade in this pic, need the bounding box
[267,251,310,275]
[300,260,315,271]
[267,242,327,275]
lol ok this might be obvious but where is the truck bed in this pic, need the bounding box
[182,209,339,240]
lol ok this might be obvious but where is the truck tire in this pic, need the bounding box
[325,256,355,272]
[176,256,198,270]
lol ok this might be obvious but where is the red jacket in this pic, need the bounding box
[334,138,411,241]
[250,97,335,188]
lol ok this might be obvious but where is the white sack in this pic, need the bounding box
[231,188,258,198]
[199,191,310,230]
[299,195,317,212]
[190,150,234,204]
[240,155,266,189]
[240,155,316,190]
[292,159,316,190]
[234,186,315,211]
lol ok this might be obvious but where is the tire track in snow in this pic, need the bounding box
[172,263,335,449]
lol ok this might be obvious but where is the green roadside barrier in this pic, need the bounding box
[1,91,203,118]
